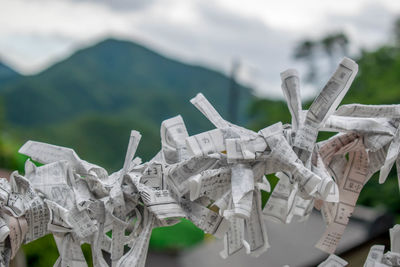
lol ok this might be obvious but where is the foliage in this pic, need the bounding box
[342,46,400,105]
[150,219,204,251]
[247,99,291,131]
[22,235,59,267]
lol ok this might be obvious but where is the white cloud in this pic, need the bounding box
[0,0,399,99]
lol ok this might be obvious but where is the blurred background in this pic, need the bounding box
[1,0,400,266]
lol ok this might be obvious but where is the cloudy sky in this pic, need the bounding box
[0,0,399,99]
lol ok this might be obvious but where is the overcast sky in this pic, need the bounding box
[0,0,399,99]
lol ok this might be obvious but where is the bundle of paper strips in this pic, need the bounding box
[318,224,400,266]
[0,57,399,267]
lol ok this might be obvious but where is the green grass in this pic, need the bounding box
[22,235,59,267]
[150,219,204,251]
[262,174,280,208]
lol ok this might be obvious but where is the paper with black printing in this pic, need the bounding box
[0,57,399,267]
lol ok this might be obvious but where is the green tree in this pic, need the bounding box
[393,17,400,47]
[321,32,349,72]
[294,32,349,84]
[293,40,317,83]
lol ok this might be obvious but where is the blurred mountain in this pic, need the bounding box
[0,38,255,170]
[0,62,19,85]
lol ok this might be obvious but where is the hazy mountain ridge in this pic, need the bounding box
[0,62,20,86]
[0,38,256,170]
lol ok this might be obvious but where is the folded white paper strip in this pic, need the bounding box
[0,57,399,267]
[362,224,400,267]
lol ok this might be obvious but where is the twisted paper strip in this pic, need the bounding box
[318,224,400,266]
[0,57,399,267]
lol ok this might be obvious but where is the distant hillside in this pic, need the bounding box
[0,38,255,170]
[1,39,253,127]
[0,62,19,85]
